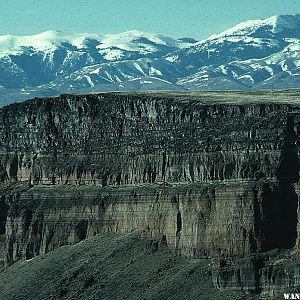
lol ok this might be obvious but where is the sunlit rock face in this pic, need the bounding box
[3,182,258,264]
[0,90,300,298]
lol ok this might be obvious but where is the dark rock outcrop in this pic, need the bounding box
[0,90,300,186]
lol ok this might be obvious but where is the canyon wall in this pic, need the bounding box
[0,91,299,185]
[3,182,258,265]
[0,91,300,297]
[2,179,300,297]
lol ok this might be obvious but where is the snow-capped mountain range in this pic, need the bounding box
[0,14,300,105]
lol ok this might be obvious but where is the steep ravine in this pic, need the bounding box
[0,91,300,298]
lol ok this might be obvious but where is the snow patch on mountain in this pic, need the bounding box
[209,14,300,39]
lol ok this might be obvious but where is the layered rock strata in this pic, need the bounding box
[0,91,300,297]
[2,182,258,265]
[0,91,299,185]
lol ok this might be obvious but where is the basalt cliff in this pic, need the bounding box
[1,90,300,298]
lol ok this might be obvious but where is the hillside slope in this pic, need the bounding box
[0,231,244,300]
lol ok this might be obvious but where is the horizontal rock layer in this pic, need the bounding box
[0,91,299,185]
[3,182,258,265]
[212,250,300,297]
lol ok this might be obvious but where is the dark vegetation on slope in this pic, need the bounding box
[0,231,247,300]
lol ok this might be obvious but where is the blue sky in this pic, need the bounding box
[0,0,299,39]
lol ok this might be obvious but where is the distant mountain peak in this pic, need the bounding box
[209,14,300,39]
[117,29,155,37]
[0,29,192,56]
[271,14,300,31]
[0,14,300,106]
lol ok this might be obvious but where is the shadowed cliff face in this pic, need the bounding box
[256,115,299,251]
[0,196,8,235]
[214,115,300,296]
